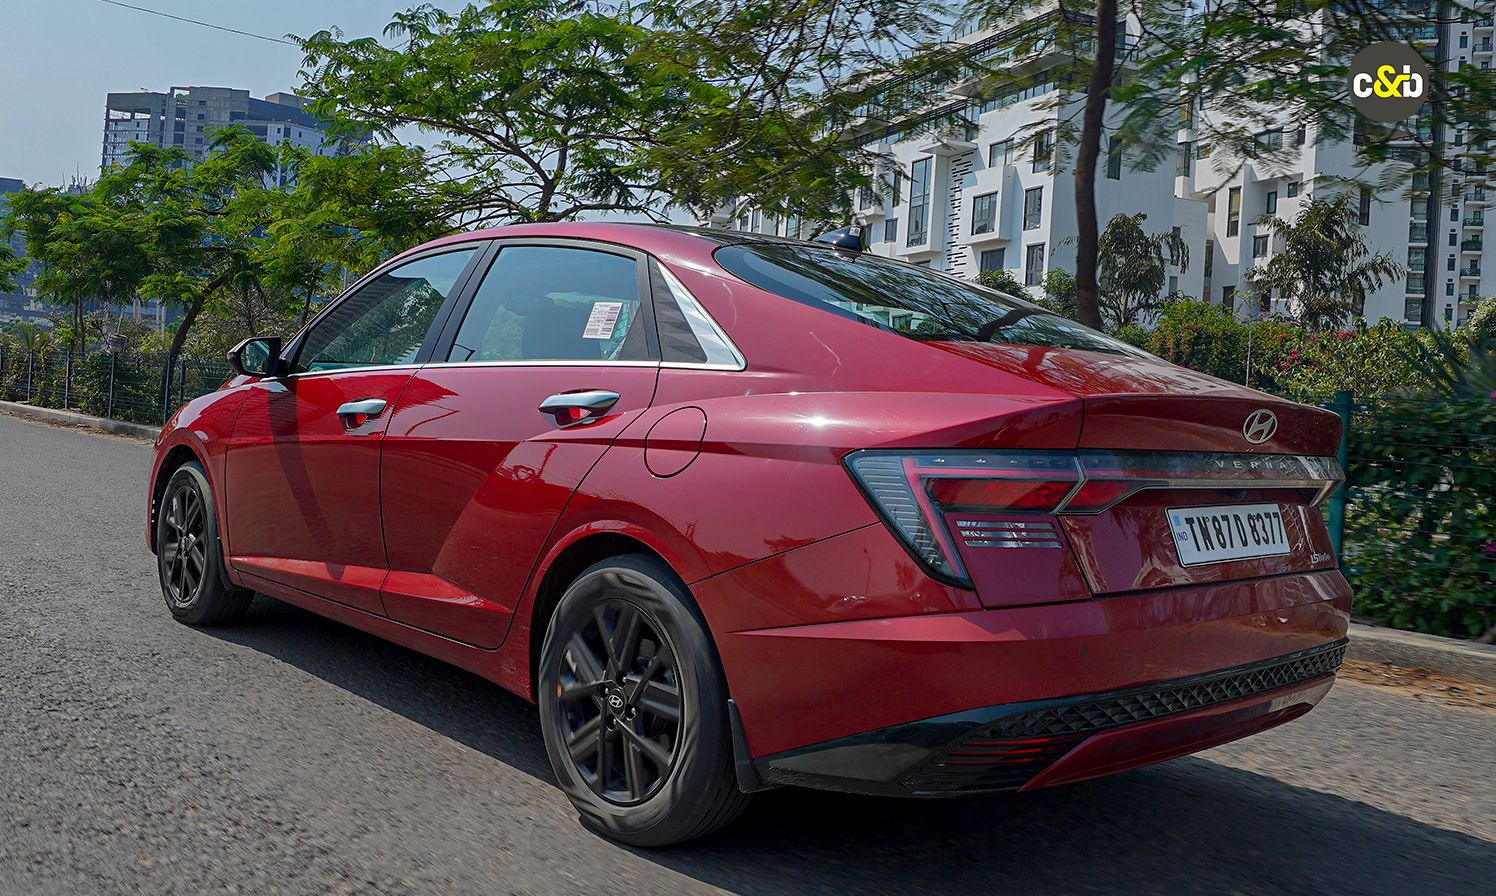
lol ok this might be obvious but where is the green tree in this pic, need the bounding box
[1245,193,1404,329]
[1096,212,1187,330]
[1037,269,1077,320]
[3,186,151,355]
[973,267,1027,297]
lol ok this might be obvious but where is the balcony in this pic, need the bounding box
[1466,190,1489,204]
[1478,18,1495,31]
[1479,39,1496,54]
[1409,223,1430,243]
[1460,265,1482,278]
[1405,278,1426,295]
[1462,238,1484,252]
[1466,215,1486,227]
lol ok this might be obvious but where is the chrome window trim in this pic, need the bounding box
[653,263,747,371]
[421,359,663,369]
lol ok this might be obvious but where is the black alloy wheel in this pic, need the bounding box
[160,483,208,610]
[538,555,750,846]
[155,461,252,625]
[557,599,683,805]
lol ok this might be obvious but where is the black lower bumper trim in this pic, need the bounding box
[757,638,1348,797]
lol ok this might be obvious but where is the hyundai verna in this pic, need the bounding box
[147,223,1350,846]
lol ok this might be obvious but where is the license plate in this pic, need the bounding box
[1167,503,1290,567]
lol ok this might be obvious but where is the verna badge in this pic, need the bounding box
[1243,409,1278,445]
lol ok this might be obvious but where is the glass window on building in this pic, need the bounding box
[1286,180,1301,197]
[858,183,875,210]
[1226,187,1242,237]
[883,217,898,243]
[1222,284,1236,311]
[1265,190,1278,214]
[1024,243,1045,286]
[972,193,998,235]
[1252,235,1269,258]
[1358,186,1372,226]
[907,158,931,246]
[891,172,903,206]
[988,140,1009,169]
[1408,247,1426,273]
[1023,187,1043,230]
[1033,130,1053,173]
[1106,136,1123,180]
[1176,142,1193,177]
[1256,129,1283,152]
[980,248,1005,272]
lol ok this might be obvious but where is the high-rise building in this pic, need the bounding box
[102,86,350,183]
[706,8,1206,315]
[1190,4,1493,329]
[708,4,1491,330]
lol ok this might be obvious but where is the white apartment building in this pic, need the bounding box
[709,4,1491,330]
[708,8,1206,313]
[1189,4,1494,329]
[102,87,350,184]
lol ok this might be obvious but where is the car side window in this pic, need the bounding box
[296,249,477,373]
[445,245,650,363]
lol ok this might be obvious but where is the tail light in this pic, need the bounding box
[844,449,1342,587]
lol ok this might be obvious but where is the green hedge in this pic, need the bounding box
[1344,397,1496,640]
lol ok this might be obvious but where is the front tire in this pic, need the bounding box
[155,461,251,626]
[537,554,750,846]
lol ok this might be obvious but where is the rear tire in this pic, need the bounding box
[538,554,750,846]
[155,461,251,626]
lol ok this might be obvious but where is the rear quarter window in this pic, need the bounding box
[713,242,1147,357]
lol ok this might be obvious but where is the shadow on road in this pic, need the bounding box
[206,597,1492,896]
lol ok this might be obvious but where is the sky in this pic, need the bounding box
[0,0,468,186]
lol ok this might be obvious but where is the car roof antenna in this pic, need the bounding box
[812,220,867,252]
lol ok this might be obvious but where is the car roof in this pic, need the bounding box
[392,220,837,266]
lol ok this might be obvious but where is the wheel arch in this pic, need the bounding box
[525,531,685,701]
[148,441,207,554]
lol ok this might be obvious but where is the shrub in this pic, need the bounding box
[1344,396,1496,640]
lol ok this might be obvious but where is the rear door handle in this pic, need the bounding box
[538,390,620,427]
[336,398,388,428]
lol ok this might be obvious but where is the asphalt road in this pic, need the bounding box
[1,413,1492,896]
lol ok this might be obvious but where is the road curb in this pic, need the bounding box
[0,400,159,441]
[1349,622,1496,685]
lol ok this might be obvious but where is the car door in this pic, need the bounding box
[378,240,660,647]
[224,246,483,614]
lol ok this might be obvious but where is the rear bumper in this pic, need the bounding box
[754,639,1345,797]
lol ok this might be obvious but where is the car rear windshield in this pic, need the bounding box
[714,242,1147,356]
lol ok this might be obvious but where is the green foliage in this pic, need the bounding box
[972,267,1028,298]
[1036,269,1077,320]
[1245,194,1405,329]
[1134,300,1302,391]
[1344,398,1496,641]
[1096,212,1188,329]
[1274,321,1449,403]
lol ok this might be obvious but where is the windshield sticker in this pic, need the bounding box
[582,301,624,339]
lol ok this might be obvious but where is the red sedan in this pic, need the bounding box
[147,223,1350,846]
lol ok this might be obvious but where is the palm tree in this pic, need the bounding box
[1096,212,1189,329]
[1245,193,1404,329]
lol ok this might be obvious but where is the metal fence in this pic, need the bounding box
[0,347,234,427]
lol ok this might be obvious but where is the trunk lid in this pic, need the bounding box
[918,343,1344,606]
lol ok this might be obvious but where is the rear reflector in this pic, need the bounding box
[844,449,1342,587]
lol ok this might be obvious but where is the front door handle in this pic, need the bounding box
[336,398,388,428]
[538,390,620,427]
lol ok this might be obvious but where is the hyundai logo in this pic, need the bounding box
[1243,409,1278,445]
[607,693,625,711]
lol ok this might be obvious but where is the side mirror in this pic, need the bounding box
[227,336,286,378]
